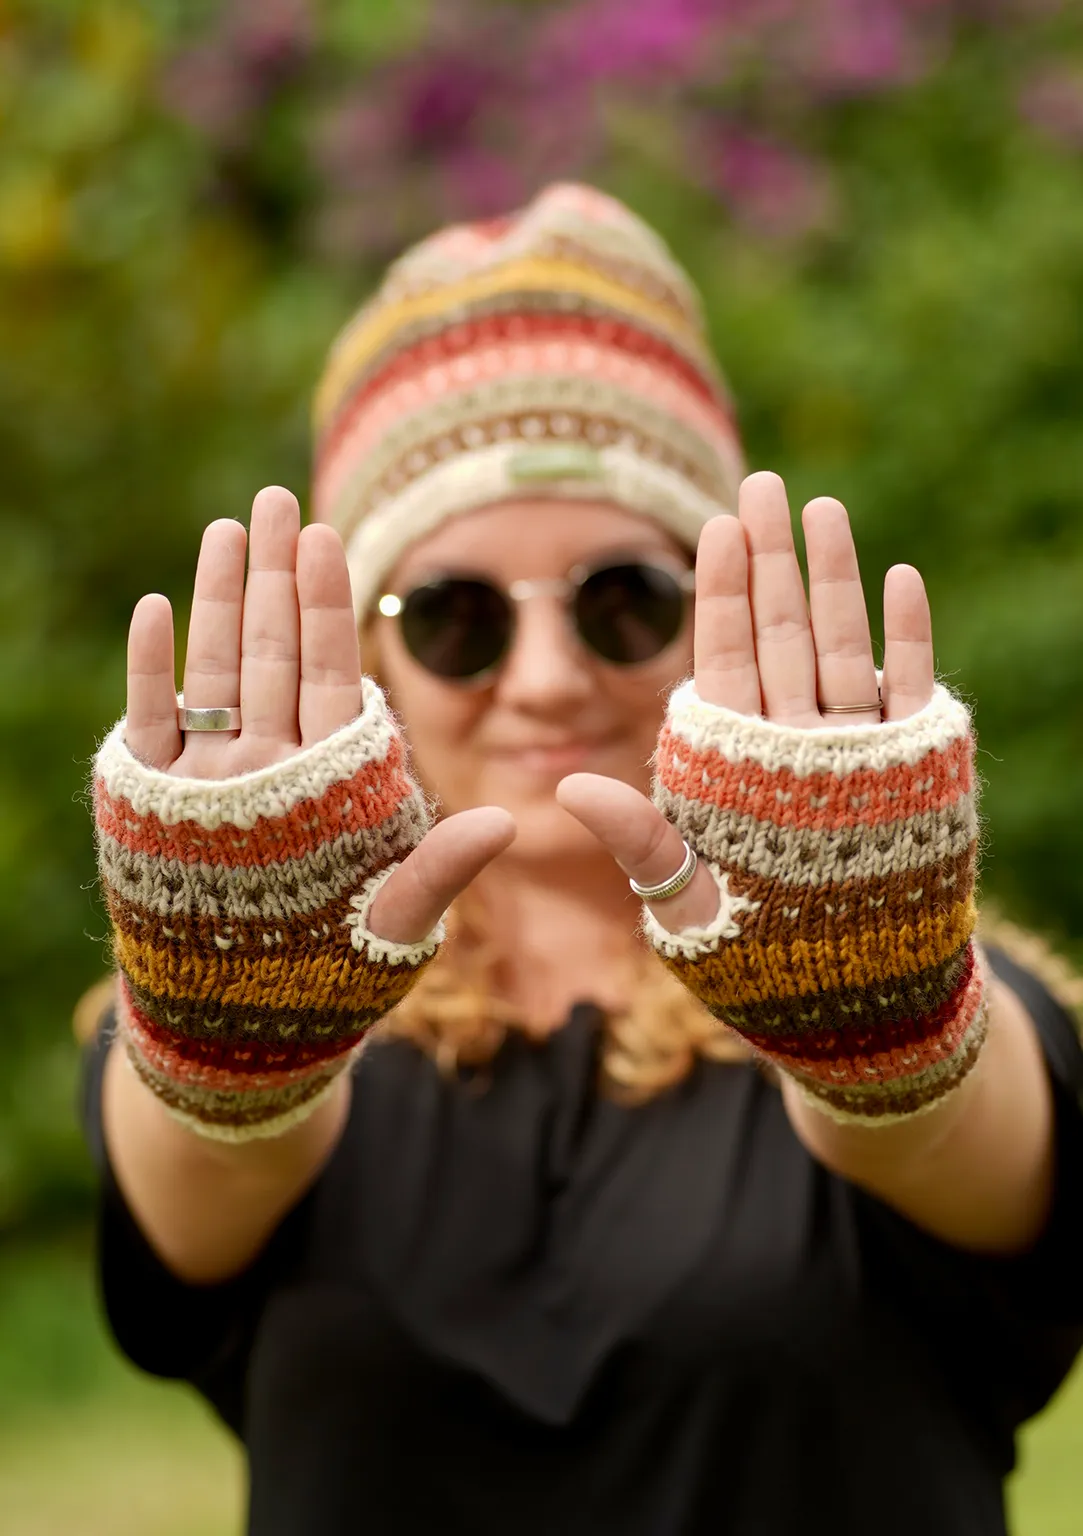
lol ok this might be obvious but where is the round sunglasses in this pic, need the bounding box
[377,557,695,683]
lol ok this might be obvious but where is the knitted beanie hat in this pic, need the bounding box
[311,182,744,619]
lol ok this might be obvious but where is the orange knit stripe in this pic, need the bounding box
[655,728,972,831]
[95,735,415,868]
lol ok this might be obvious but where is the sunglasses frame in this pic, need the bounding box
[377,555,696,685]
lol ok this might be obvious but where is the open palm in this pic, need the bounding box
[124,486,514,946]
[557,470,935,931]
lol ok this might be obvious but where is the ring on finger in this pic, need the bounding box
[629,842,698,902]
[819,687,882,717]
[177,694,242,733]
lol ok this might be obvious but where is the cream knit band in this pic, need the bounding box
[311,182,744,620]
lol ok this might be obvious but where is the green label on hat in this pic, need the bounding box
[507,443,605,483]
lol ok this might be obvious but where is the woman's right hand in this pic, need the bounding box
[125,485,515,946]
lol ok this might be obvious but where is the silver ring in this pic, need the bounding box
[629,841,698,903]
[178,705,242,733]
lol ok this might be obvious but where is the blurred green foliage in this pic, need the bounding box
[1,1,1082,1231]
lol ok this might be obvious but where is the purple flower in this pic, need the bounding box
[229,0,315,84]
[535,0,719,86]
[399,55,499,151]
[440,146,526,218]
[709,129,837,238]
[159,45,258,143]
[1019,64,1083,149]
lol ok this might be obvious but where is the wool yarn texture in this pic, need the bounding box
[311,182,744,618]
[646,683,987,1123]
[92,680,440,1141]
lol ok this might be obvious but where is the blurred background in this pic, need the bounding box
[2,0,1083,1529]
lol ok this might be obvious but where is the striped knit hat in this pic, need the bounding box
[311,182,744,619]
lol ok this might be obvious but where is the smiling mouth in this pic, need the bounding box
[490,741,612,771]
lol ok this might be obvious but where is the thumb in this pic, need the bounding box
[556,773,719,933]
[367,807,516,944]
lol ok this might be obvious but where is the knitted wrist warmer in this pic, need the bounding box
[93,680,439,1141]
[646,682,987,1124]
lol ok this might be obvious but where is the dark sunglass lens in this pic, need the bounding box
[399,578,511,680]
[576,563,687,665]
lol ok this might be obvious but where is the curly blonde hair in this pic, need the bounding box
[378,897,750,1101]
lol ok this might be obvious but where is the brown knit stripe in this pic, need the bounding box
[746,944,980,1078]
[97,808,422,923]
[653,791,976,887]
[106,884,386,958]
[337,351,731,483]
[707,845,975,933]
[126,1039,343,1133]
[120,971,364,1073]
[123,975,384,1046]
[113,926,426,1017]
[792,998,989,1120]
[703,944,971,1037]
[339,388,731,522]
[543,233,707,334]
[659,895,977,1007]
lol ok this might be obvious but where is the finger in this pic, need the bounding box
[556,773,720,933]
[881,564,934,720]
[182,518,247,752]
[239,487,302,746]
[367,808,517,945]
[126,594,181,769]
[297,523,362,747]
[802,497,881,724]
[692,514,761,714]
[739,471,820,726]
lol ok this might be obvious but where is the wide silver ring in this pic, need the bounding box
[177,704,242,733]
[629,841,698,903]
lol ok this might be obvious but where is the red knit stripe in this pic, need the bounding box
[119,982,357,1092]
[655,727,972,830]
[95,734,415,868]
[746,949,983,1086]
[315,310,733,467]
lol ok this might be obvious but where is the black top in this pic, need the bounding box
[82,949,1083,1536]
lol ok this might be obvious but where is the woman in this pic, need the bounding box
[84,184,1083,1535]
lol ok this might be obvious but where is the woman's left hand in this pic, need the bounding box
[557,470,935,932]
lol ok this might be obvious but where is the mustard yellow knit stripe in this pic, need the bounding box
[114,930,418,1017]
[661,896,977,1007]
[313,256,709,430]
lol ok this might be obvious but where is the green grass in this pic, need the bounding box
[0,1232,1079,1533]
[0,1234,241,1535]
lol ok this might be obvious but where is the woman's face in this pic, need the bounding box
[371,498,695,862]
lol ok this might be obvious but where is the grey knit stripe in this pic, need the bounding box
[651,791,975,887]
[97,803,426,921]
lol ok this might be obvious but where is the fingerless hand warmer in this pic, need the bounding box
[647,682,986,1123]
[93,680,439,1141]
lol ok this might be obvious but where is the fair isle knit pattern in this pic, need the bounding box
[645,683,987,1123]
[93,680,440,1141]
[311,182,744,618]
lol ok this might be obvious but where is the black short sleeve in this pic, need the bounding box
[79,1015,292,1433]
